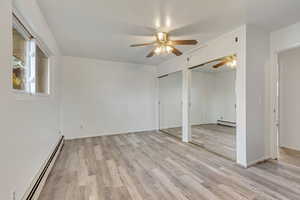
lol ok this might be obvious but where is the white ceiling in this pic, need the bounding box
[37,0,300,65]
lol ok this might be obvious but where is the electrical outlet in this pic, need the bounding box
[80,124,84,129]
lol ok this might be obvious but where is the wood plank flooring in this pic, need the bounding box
[39,131,300,200]
[161,124,236,160]
[280,147,300,167]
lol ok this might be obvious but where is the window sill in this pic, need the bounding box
[13,89,50,100]
[34,92,50,97]
[12,89,30,94]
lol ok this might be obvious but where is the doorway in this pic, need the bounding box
[277,47,300,166]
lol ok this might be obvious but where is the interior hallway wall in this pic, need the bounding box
[278,47,300,151]
[0,0,62,199]
[61,56,157,139]
[270,21,300,158]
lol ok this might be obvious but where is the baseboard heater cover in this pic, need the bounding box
[24,136,64,200]
[217,120,236,127]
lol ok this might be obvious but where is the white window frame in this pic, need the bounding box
[12,17,33,94]
[12,13,51,97]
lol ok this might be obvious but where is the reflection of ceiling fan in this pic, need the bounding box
[130,32,198,57]
[212,55,237,69]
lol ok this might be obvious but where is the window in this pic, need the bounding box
[12,14,50,95]
[35,46,49,94]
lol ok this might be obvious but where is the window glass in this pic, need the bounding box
[36,46,49,94]
[12,28,28,90]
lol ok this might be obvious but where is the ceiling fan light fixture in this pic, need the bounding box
[227,59,237,68]
[156,32,167,41]
[155,45,173,55]
[166,45,173,53]
[154,46,162,55]
[130,32,197,58]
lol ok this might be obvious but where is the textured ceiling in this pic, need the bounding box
[37,0,300,65]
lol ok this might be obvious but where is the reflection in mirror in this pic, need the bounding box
[190,55,237,160]
[159,71,182,139]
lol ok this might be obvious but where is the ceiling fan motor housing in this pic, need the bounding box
[156,32,169,42]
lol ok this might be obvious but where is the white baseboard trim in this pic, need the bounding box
[280,145,300,152]
[246,156,271,168]
[159,126,181,129]
[21,135,64,200]
[66,129,157,140]
[217,120,236,127]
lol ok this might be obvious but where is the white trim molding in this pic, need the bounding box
[21,136,64,200]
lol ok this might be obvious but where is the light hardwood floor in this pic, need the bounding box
[279,147,300,167]
[39,131,300,200]
[161,124,236,160]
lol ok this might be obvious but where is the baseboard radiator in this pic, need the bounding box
[23,136,64,200]
[217,120,236,127]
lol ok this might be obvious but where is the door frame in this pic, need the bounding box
[270,43,300,159]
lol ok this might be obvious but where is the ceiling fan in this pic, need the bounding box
[212,55,237,69]
[130,32,198,58]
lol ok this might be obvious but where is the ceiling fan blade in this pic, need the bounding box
[171,47,183,56]
[146,49,155,58]
[168,40,198,45]
[130,42,156,47]
[212,60,227,68]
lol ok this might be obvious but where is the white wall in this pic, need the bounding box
[159,71,182,129]
[0,0,62,199]
[245,25,270,164]
[61,56,157,139]
[190,70,236,125]
[278,47,300,151]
